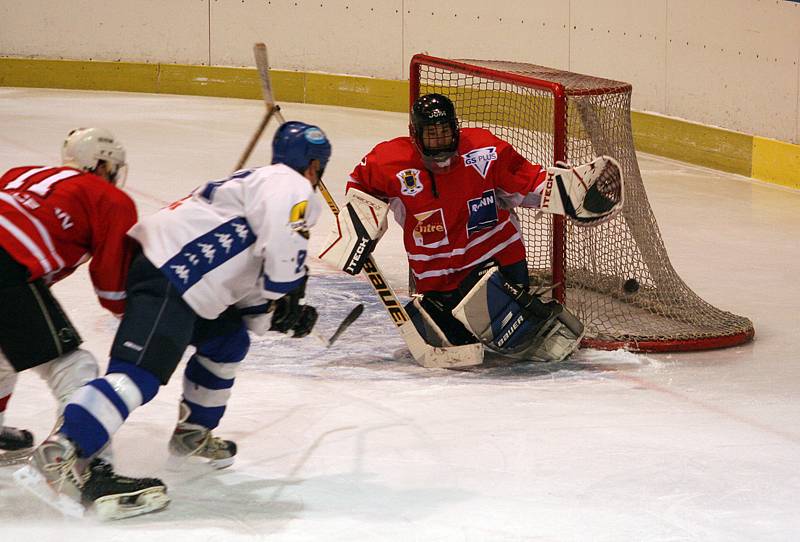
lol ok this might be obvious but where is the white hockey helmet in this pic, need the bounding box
[61,127,128,185]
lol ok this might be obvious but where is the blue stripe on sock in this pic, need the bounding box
[183,399,226,430]
[107,357,160,403]
[185,356,234,391]
[62,404,110,458]
[90,379,130,420]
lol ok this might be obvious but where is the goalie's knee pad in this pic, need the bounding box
[319,188,389,275]
[452,268,584,361]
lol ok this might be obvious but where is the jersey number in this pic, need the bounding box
[199,169,254,203]
[3,169,81,198]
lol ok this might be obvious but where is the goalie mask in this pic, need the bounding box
[61,127,128,185]
[410,93,460,170]
[272,121,332,180]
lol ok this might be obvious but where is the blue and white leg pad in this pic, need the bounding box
[452,268,584,362]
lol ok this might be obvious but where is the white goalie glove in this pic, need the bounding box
[319,188,389,275]
[536,155,624,225]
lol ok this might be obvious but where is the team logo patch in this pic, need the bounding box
[466,189,498,236]
[289,200,310,238]
[463,146,498,178]
[412,208,449,248]
[303,128,327,144]
[397,168,423,196]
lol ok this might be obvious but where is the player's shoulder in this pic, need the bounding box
[460,127,503,147]
[367,136,416,161]
[0,165,43,182]
[68,169,136,209]
[249,164,315,196]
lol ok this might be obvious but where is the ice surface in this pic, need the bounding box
[1,88,799,541]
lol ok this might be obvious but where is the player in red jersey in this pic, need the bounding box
[0,128,137,464]
[321,94,623,361]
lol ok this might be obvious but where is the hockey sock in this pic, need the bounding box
[61,359,159,457]
[181,326,247,429]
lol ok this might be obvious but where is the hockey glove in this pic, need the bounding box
[269,275,318,338]
[537,156,624,225]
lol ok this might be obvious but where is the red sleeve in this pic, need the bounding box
[87,186,138,315]
[492,136,548,195]
[345,143,394,200]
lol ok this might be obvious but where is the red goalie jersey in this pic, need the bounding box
[0,166,138,314]
[347,128,548,293]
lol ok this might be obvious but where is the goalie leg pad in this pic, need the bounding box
[452,268,585,361]
[319,188,389,275]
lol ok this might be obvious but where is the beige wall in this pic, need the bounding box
[2,0,798,143]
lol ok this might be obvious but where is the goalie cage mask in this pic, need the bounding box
[410,93,460,163]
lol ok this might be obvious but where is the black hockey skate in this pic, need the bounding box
[0,426,34,466]
[169,422,237,469]
[14,431,169,520]
[82,458,170,520]
[168,402,237,470]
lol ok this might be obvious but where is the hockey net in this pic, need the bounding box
[410,54,754,352]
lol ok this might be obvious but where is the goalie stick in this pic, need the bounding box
[252,43,482,369]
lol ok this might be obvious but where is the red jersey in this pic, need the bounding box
[348,128,547,293]
[0,166,138,314]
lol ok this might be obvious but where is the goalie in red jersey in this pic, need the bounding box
[321,93,624,363]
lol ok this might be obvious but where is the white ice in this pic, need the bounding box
[0,88,799,541]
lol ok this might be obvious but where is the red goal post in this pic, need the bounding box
[409,54,754,352]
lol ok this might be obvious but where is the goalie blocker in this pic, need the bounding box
[452,267,585,362]
[319,188,389,275]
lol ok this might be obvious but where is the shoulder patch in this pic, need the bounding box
[289,200,310,238]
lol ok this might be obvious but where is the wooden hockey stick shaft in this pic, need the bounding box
[232,104,280,172]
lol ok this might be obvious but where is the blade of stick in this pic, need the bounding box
[326,303,364,347]
[253,42,286,124]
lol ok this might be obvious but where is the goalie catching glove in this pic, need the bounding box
[536,155,624,225]
[319,188,389,275]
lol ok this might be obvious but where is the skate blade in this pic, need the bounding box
[13,465,85,518]
[165,452,234,471]
[0,447,33,467]
[93,486,170,521]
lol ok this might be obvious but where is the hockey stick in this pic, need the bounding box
[232,104,280,172]
[252,43,481,368]
[314,303,364,347]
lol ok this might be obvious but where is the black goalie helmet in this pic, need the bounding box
[409,93,460,163]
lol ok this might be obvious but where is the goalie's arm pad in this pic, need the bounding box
[535,156,625,225]
[318,188,389,275]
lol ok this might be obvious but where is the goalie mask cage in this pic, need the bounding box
[410,54,754,352]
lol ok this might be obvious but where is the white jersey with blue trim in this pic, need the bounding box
[128,164,322,319]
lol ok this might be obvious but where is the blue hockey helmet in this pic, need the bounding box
[271,121,332,177]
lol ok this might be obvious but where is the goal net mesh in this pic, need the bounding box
[411,55,753,352]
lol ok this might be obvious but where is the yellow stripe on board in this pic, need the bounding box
[631,111,753,177]
[752,136,800,190]
[1,57,799,191]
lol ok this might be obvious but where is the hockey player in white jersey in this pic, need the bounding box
[16,121,332,520]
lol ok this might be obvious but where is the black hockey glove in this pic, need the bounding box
[269,275,318,338]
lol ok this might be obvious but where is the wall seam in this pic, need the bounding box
[207,0,212,66]
[664,0,669,114]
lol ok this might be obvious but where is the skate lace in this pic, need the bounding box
[40,451,90,492]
